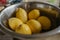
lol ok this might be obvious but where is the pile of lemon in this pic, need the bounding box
[8,8,51,35]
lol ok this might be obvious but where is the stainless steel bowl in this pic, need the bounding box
[0,2,60,39]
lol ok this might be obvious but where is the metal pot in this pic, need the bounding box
[0,2,60,40]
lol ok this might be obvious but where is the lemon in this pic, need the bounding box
[37,16,51,30]
[15,24,32,35]
[28,9,40,19]
[16,8,27,23]
[8,18,23,30]
[27,19,41,33]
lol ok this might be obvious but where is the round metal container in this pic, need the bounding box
[0,2,60,40]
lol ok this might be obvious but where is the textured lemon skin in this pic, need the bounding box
[15,24,32,35]
[28,9,40,19]
[16,8,27,23]
[37,16,51,30]
[8,18,23,30]
[27,19,41,33]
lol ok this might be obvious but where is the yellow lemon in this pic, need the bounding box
[15,24,32,35]
[28,9,40,19]
[27,19,41,33]
[8,18,23,30]
[16,8,27,23]
[37,16,51,30]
